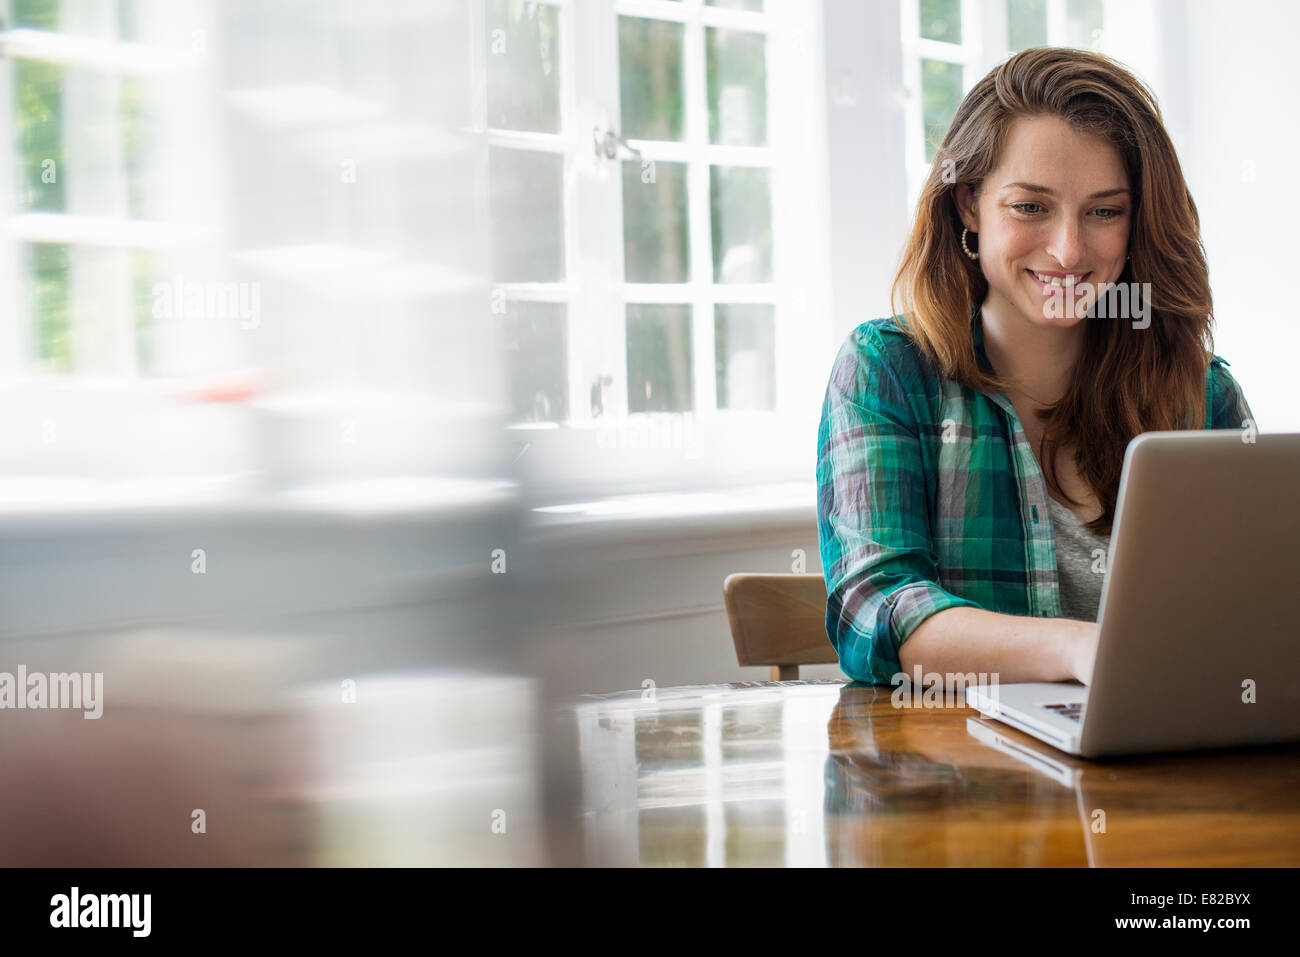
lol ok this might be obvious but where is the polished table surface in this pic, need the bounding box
[569,680,1300,866]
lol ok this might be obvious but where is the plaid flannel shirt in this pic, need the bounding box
[816,311,1255,685]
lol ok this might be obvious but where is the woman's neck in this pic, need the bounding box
[979,297,1085,409]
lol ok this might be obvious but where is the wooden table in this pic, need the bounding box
[570,679,1300,866]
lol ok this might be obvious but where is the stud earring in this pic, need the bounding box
[961,227,979,261]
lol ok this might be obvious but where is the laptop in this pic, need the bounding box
[966,430,1300,758]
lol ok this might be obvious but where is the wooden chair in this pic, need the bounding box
[722,573,838,681]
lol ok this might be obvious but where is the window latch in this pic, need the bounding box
[592,127,640,161]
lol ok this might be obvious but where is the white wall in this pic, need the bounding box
[822,0,911,345]
[514,514,837,704]
[1165,0,1300,431]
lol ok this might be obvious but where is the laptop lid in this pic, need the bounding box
[1080,431,1300,757]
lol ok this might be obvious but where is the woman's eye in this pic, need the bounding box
[1093,207,1124,219]
[1011,202,1043,214]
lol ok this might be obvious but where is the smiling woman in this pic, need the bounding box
[816,47,1256,688]
[953,113,1133,526]
[896,48,1230,524]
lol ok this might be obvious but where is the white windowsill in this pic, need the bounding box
[0,475,518,532]
[527,480,817,549]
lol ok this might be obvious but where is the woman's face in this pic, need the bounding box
[956,114,1131,329]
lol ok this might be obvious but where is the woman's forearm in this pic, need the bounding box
[898,606,1097,684]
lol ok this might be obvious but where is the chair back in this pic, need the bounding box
[722,573,837,681]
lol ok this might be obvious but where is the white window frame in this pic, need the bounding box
[481,0,833,500]
[0,1,247,481]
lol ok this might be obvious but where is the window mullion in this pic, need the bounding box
[900,0,924,205]
[0,39,27,377]
[978,0,1010,68]
[1046,0,1069,45]
[59,4,133,377]
[574,0,628,422]
[960,0,984,81]
[561,0,586,426]
[684,5,715,417]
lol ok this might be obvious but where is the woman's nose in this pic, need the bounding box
[1046,222,1083,268]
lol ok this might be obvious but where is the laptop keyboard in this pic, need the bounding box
[1042,702,1083,721]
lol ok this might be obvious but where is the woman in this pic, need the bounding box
[816,47,1254,688]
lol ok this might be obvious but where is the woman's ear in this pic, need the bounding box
[954,183,979,232]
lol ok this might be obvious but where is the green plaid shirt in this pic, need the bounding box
[816,311,1254,685]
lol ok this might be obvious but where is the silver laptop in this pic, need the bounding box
[966,430,1300,758]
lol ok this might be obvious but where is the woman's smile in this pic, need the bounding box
[1027,269,1091,292]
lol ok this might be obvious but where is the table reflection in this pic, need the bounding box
[572,680,1300,866]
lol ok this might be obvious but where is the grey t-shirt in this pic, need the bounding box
[1046,495,1110,622]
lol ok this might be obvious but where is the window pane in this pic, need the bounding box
[132,249,160,374]
[710,165,771,283]
[65,246,130,375]
[715,304,775,411]
[626,303,692,413]
[619,16,684,142]
[13,39,158,221]
[14,0,121,38]
[920,0,962,44]
[1007,0,1047,50]
[1066,0,1105,49]
[485,0,561,133]
[24,243,71,373]
[121,76,156,221]
[921,59,963,163]
[623,159,689,283]
[37,66,131,221]
[13,59,66,214]
[501,301,568,424]
[489,147,565,282]
[706,27,767,146]
[21,243,142,376]
[12,0,60,31]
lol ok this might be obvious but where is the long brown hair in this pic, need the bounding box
[891,47,1213,536]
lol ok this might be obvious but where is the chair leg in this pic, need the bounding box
[770,664,799,682]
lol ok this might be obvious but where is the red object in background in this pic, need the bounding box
[185,370,267,404]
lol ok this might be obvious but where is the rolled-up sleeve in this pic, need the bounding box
[816,325,981,685]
